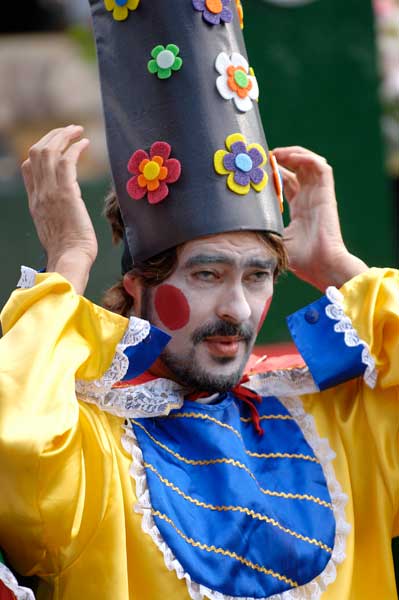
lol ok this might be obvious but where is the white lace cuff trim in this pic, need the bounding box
[76,316,152,410]
[122,393,350,600]
[325,287,377,388]
[17,266,37,289]
[0,563,35,600]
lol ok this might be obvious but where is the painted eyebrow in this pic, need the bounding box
[244,258,277,270]
[183,254,235,268]
[183,255,277,270]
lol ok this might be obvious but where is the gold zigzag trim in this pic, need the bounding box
[240,414,295,422]
[247,451,318,462]
[168,412,243,439]
[151,509,298,588]
[145,462,333,553]
[258,489,332,509]
[132,420,332,510]
[162,413,318,463]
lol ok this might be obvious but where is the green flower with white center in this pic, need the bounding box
[147,44,183,80]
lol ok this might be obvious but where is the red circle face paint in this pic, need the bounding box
[257,296,273,333]
[154,284,191,331]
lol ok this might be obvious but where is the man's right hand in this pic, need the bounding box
[21,125,98,295]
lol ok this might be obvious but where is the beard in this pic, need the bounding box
[141,287,256,393]
[160,345,251,393]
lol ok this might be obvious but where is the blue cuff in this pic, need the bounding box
[122,324,170,380]
[286,295,366,390]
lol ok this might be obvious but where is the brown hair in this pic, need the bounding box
[102,189,288,317]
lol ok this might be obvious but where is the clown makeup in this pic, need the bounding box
[154,284,191,330]
[142,231,276,393]
[257,296,273,333]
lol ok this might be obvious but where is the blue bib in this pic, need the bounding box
[131,393,336,598]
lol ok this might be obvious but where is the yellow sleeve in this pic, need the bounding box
[0,272,128,576]
[340,267,399,389]
[340,268,399,538]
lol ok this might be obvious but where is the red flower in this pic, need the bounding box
[126,142,181,204]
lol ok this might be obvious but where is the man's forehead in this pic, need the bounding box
[178,232,276,267]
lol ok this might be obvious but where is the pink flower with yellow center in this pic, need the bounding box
[127,142,181,205]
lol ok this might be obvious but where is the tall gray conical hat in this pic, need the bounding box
[88,0,284,264]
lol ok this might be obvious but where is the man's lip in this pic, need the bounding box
[203,336,243,342]
[203,337,244,357]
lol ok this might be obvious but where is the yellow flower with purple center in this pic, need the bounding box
[104,0,140,21]
[214,133,268,195]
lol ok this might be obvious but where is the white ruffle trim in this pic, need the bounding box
[79,363,316,420]
[325,287,377,388]
[81,377,184,418]
[0,563,35,600]
[246,367,319,397]
[122,393,350,600]
[17,266,37,289]
[76,316,152,412]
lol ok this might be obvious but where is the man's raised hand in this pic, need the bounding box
[21,125,98,294]
[272,146,367,291]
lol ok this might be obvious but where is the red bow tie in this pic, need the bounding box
[187,374,264,436]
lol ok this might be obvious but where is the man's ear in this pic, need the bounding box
[123,274,143,316]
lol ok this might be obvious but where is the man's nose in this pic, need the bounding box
[216,284,251,324]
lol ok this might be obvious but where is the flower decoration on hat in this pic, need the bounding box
[270,151,284,213]
[214,133,268,195]
[104,0,139,21]
[148,44,183,80]
[235,0,244,28]
[127,142,181,205]
[192,0,233,25]
[215,52,259,112]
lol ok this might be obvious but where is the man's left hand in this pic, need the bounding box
[272,146,367,291]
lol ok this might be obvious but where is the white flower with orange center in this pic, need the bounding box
[215,52,259,112]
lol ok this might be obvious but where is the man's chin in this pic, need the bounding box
[160,347,249,393]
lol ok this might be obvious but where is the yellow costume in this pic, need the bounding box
[0,268,398,599]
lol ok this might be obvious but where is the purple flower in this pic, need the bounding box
[223,141,265,186]
[214,133,268,195]
[192,0,233,26]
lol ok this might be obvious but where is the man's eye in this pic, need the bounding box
[193,270,218,281]
[247,271,272,282]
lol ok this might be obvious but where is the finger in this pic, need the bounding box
[28,125,84,189]
[56,138,90,189]
[39,126,85,187]
[278,165,300,202]
[21,159,35,199]
[272,146,328,163]
[38,125,84,154]
[271,151,332,183]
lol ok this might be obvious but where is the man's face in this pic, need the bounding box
[141,232,276,392]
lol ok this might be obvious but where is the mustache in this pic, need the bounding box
[191,320,254,345]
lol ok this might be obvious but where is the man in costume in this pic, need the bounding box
[0,1,398,599]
